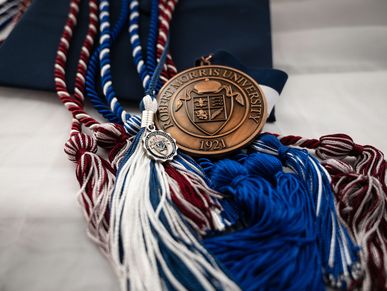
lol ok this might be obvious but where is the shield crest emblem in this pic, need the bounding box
[186,90,232,135]
[175,79,245,136]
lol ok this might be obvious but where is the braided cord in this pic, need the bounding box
[86,0,136,132]
[156,0,178,81]
[128,0,174,92]
[0,0,19,17]
[11,0,31,23]
[96,0,142,135]
[54,0,99,131]
[0,0,20,16]
[145,0,158,78]
[86,0,178,129]
[145,37,169,99]
[0,0,32,44]
[85,0,140,133]
[0,0,20,31]
[129,0,150,88]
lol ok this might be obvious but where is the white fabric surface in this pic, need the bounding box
[0,0,386,290]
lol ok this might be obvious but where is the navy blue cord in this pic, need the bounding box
[145,0,159,80]
[146,37,169,96]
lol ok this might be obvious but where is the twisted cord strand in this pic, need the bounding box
[54,0,100,131]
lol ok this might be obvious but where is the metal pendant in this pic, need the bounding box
[143,126,177,162]
[155,64,267,156]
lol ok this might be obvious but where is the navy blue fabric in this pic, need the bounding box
[0,0,274,101]
[208,51,288,95]
[207,51,288,121]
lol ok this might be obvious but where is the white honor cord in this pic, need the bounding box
[260,84,280,115]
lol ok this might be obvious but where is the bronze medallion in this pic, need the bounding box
[156,65,267,156]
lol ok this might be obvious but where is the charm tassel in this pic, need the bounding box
[109,95,239,290]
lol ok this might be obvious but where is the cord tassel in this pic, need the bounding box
[198,133,361,289]
[202,152,324,290]
[64,131,115,254]
[279,133,387,290]
[252,133,361,288]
